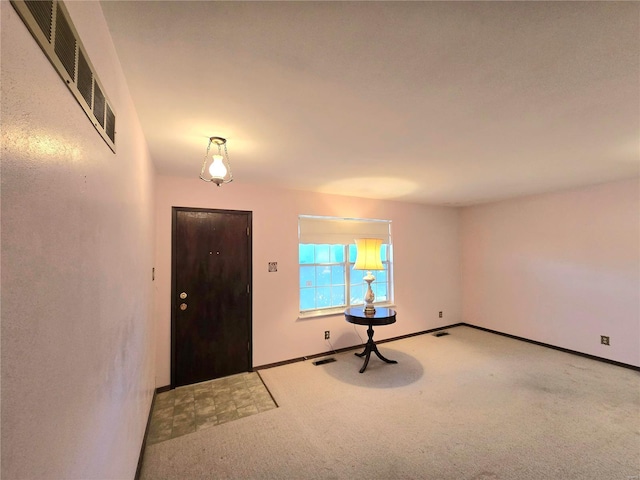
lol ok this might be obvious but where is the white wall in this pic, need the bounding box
[461,179,640,367]
[154,176,461,387]
[1,3,155,479]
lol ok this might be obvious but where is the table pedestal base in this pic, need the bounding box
[355,324,398,373]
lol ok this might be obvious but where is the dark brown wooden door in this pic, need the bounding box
[171,208,252,387]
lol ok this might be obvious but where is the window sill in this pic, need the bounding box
[297,302,396,320]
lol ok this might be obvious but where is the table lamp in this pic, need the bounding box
[354,238,384,315]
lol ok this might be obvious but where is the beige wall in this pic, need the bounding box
[1,3,155,478]
[461,179,640,367]
[154,176,462,387]
[155,176,640,387]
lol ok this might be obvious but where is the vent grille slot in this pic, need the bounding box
[77,49,93,108]
[93,82,105,128]
[105,104,116,143]
[53,4,75,81]
[24,0,52,41]
[11,0,116,152]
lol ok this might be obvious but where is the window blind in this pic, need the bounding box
[298,215,391,245]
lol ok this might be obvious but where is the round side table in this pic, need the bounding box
[345,307,398,373]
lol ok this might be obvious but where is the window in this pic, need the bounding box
[298,216,392,315]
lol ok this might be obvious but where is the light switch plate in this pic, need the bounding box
[268,262,278,272]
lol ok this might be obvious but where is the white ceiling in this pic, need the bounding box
[100,1,639,206]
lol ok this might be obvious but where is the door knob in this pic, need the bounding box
[180,292,187,299]
[180,303,187,311]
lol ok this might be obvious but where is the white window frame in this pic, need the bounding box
[298,215,394,318]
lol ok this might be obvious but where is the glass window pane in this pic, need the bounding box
[331,265,345,285]
[300,288,316,311]
[299,244,315,264]
[300,266,315,288]
[316,287,331,308]
[348,244,357,263]
[350,284,364,305]
[315,245,330,263]
[331,285,345,307]
[380,244,388,261]
[350,265,364,285]
[380,264,388,279]
[375,282,387,301]
[330,245,344,263]
[316,266,331,286]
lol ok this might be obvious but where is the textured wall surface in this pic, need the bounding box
[1,3,155,478]
[461,179,640,367]
[154,176,462,387]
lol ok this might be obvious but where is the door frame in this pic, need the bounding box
[170,206,253,388]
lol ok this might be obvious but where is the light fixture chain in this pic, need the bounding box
[223,142,234,178]
[200,137,214,179]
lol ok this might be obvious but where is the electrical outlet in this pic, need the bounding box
[601,335,610,346]
[324,331,330,340]
[439,311,443,318]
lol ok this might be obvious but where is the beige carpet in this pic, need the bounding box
[139,326,640,479]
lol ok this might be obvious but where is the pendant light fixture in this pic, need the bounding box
[200,136,233,186]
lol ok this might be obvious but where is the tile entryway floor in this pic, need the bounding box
[148,372,277,445]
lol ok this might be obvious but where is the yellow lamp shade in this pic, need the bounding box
[354,238,383,271]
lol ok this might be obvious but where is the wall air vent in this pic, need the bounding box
[11,0,116,152]
[24,0,52,41]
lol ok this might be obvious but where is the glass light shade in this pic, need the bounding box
[354,238,383,270]
[208,155,227,179]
